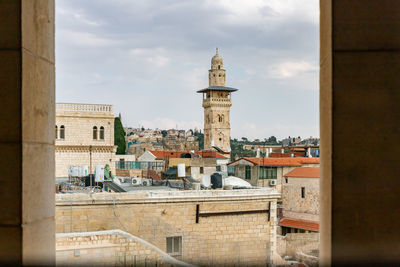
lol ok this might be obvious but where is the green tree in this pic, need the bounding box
[194,131,204,150]
[161,130,168,137]
[114,117,126,154]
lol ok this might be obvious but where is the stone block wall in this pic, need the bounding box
[55,190,279,266]
[55,148,116,177]
[56,230,176,266]
[282,178,319,222]
[277,233,319,259]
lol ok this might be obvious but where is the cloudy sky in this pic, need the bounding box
[56,0,319,140]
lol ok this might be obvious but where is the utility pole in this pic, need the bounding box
[89,145,93,189]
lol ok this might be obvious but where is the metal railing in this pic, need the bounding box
[115,161,164,170]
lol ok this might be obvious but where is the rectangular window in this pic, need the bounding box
[245,166,251,179]
[166,236,182,255]
[216,165,221,172]
[301,187,305,198]
[285,178,288,183]
[259,167,277,179]
[200,167,204,174]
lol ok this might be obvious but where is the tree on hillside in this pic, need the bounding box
[114,117,126,154]
[194,131,204,150]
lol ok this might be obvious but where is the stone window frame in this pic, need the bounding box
[99,126,105,140]
[59,125,65,139]
[93,126,98,140]
[166,236,182,256]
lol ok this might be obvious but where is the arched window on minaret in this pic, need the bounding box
[218,115,223,123]
[218,65,221,69]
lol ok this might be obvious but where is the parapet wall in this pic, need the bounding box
[56,189,280,266]
[277,233,319,260]
[56,229,190,266]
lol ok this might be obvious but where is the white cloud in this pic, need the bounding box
[58,30,121,47]
[269,61,317,78]
[56,7,103,26]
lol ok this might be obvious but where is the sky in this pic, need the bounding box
[56,0,319,141]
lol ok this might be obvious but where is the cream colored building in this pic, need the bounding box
[55,103,116,177]
[197,49,238,152]
[280,167,320,235]
[228,157,320,192]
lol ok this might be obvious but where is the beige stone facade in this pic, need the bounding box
[55,103,116,177]
[56,230,185,266]
[282,177,319,222]
[56,190,279,266]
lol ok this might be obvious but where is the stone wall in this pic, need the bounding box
[276,233,319,259]
[56,230,181,266]
[56,190,279,266]
[282,178,319,222]
[55,147,116,177]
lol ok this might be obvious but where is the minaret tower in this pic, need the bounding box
[197,49,238,152]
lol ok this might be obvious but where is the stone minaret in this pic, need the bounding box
[197,49,238,152]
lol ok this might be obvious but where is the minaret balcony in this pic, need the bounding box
[202,98,232,107]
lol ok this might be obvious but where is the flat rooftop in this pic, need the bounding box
[56,188,280,205]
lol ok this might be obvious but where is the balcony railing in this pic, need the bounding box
[56,103,113,113]
[116,161,164,170]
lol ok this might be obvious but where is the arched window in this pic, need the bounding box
[100,126,105,140]
[60,125,65,139]
[218,115,223,123]
[55,125,58,139]
[93,126,98,140]
[218,65,221,69]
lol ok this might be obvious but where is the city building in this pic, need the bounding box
[197,49,238,152]
[228,157,320,192]
[169,154,229,181]
[280,167,320,235]
[55,189,280,266]
[55,103,116,177]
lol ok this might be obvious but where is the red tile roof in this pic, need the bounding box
[230,157,319,166]
[149,150,227,159]
[284,167,320,178]
[279,218,319,231]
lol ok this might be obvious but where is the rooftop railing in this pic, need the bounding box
[56,103,113,113]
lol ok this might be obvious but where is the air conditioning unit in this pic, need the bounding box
[269,179,277,186]
[142,179,152,186]
[132,178,142,186]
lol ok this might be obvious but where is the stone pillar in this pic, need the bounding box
[0,1,55,265]
[320,0,400,265]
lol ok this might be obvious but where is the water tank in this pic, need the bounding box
[95,165,105,182]
[201,174,211,187]
[77,166,84,177]
[177,163,186,177]
[211,173,223,189]
[71,166,79,177]
[68,166,74,177]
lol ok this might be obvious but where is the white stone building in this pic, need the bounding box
[55,103,116,177]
